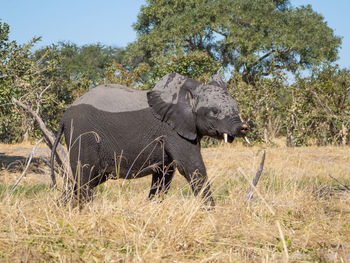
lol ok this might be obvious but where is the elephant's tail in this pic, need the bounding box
[50,122,64,187]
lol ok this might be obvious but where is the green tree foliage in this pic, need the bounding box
[230,65,350,146]
[107,50,220,89]
[126,0,341,83]
[0,22,91,142]
[286,66,350,146]
[150,51,221,85]
[34,42,124,84]
[0,20,43,142]
[229,74,288,144]
[0,20,125,142]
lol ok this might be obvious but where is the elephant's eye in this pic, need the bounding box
[209,107,220,117]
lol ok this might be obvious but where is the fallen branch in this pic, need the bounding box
[8,138,44,195]
[11,97,72,184]
[239,167,289,261]
[246,150,266,201]
[328,174,350,191]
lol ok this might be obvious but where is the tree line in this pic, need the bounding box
[1,0,349,146]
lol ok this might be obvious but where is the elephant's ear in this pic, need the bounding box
[147,73,199,140]
[209,74,227,91]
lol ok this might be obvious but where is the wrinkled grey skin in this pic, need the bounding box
[51,73,248,207]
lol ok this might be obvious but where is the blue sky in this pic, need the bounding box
[1,0,349,68]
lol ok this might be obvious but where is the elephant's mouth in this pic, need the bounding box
[223,132,250,144]
[222,123,250,144]
[223,133,235,143]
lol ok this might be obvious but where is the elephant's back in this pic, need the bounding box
[72,84,149,113]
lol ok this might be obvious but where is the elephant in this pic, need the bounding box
[50,73,249,207]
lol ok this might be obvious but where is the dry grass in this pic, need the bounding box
[1,142,350,262]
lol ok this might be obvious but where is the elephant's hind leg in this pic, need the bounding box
[148,168,175,200]
[63,164,107,209]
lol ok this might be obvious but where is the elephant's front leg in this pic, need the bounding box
[177,156,215,208]
[148,168,175,200]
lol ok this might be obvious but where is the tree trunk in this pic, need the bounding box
[23,129,30,143]
[286,113,296,147]
[286,125,295,147]
[264,118,269,144]
[23,117,36,143]
[321,123,327,146]
[341,123,348,145]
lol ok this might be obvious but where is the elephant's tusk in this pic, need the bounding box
[224,133,228,143]
[244,136,251,145]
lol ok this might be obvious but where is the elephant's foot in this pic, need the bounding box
[56,185,93,210]
[56,188,75,207]
[202,196,215,210]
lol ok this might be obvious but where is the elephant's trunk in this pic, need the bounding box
[240,123,250,144]
[240,123,249,135]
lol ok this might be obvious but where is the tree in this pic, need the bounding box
[287,65,350,146]
[0,21,92,142]
[229,73,288,144]
[125,0,341,83]
[0,20,43,142]
[34,42,124,85]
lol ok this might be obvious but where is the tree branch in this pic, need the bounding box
[244,50,276,77]
[244,48,291,78]
[328,174,350,191]
[11,97,72,184]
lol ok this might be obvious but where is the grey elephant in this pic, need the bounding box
[50,73,249,207]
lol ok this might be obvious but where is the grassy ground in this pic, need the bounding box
[0,141,350,262]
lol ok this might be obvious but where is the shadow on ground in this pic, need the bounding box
[0,152,47,174]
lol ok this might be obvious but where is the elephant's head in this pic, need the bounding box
[147,73,249,142]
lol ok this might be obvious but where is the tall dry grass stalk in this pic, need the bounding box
[0,142,350,262]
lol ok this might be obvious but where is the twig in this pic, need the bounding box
[8,138,44,195]
[38,84,52,105]
[328,174,350,191]
[246,150,266,201]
